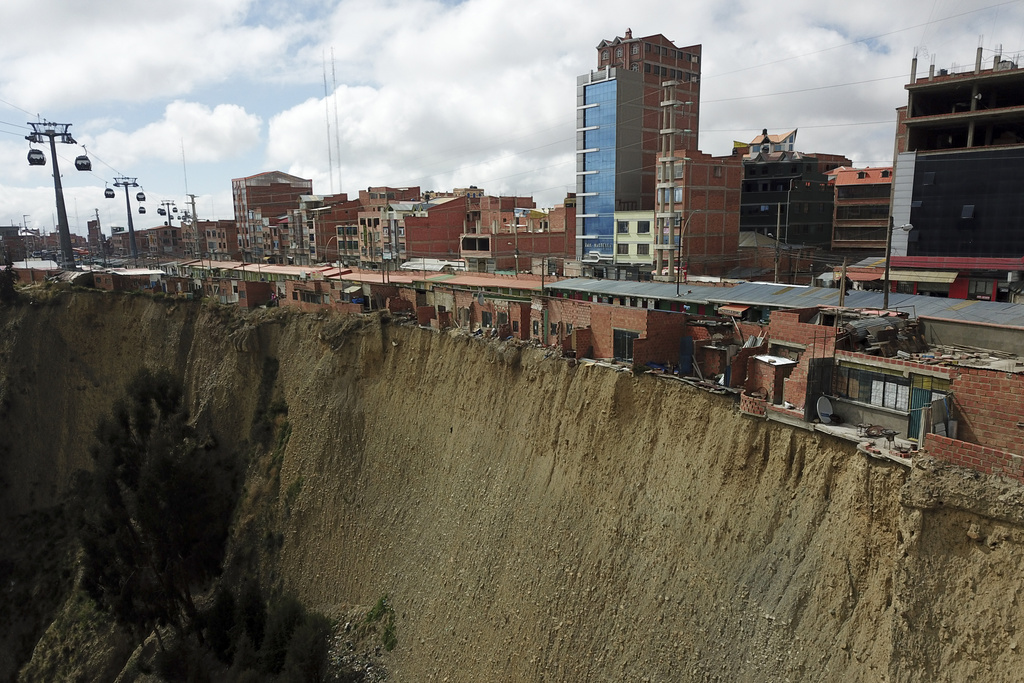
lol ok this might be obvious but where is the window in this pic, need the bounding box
[616,47,622,57]
[644,63,651,73]
[637,244,650,255]
[512,320,519,333]
[617,220,629,234]
[617,243,630,255]
[550,323,558,337]
[481,311,493,327]
[631,63,639,71]
[834,363,911,411]
[637,220,651,233]
[961,204,975,219]
[631,44,639,55]
[532,320,540,336]
[714,166,723,178]
[968,279,994,300]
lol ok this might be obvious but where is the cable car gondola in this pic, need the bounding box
[104,186,116,199]
[74,155,92,171]
[172,206,178,213]
[157,208,167,216]
[27,149,46,166]
[136,191,146,202]
[138,206,146,214]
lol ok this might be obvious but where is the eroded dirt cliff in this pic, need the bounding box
[1,290,1022,681]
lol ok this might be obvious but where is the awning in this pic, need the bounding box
[343,284,362,293]
[888,269,957,284]
[717,304,750,317]
[845,271,883,282]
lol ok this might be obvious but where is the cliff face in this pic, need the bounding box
[2,292,1022,681]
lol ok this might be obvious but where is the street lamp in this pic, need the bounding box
[676,209,704,295]
[882,218,914,310]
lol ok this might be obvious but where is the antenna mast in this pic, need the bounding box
[332,46,343,193]
[323,53,335,194]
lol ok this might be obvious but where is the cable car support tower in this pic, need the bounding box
[25,122,78,269]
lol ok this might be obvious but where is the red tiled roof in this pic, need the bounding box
[832,167,893,185]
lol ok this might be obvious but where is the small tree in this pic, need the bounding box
[0,263,16,305]
[79,368,236,643]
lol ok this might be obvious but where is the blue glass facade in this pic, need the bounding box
[580,80,617,256]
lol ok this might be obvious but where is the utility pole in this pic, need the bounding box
[26,122,76,269]
[773,203,781,283]
[187,194,200,260]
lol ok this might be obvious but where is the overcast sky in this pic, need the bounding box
[3,0,1023,236]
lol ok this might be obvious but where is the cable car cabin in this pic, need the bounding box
[138,206,146,214]
[104,187,116,199]
[27,149,46,166]
[136,192,146,202]
[74,155,92,171]
[172,206,178,213]
[157,208,167,216]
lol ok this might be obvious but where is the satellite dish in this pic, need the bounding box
[816,396,833,423]
[477,292,485,306]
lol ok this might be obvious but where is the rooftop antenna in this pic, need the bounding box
[332,46,343,194]
[181,138,189,195]
[322,52,335,194]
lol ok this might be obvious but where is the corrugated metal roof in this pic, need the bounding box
[546,278,1024,328]
[545,279,729,305]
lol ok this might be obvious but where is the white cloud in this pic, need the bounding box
[5,0,1024,223]
[87,101,262,168]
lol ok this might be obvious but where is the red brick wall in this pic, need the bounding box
[404,199,466,260]
[416,305,436,325]
[924,433,1024,482]
[746,358,781,402]
[632,311,687,366]
[397,288,418,308]
[768,309,839,411]
[729,344,767,389]
[740,392,767,417]
[239,280,274,309]
[948,367,1024,454]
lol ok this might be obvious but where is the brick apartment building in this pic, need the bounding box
[653,149,743,278]
[232,171,312,263]
[829,166,893,251]
[196,220,240,261]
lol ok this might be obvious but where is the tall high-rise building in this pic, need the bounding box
[893,47,1024,261]
[576,29,701,260]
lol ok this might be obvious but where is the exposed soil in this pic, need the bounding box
[1,289,1022,681]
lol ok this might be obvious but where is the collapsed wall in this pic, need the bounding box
[2,292,1022,681]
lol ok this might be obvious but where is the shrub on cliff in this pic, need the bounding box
[0,263,17,305]
[78,368,238,644]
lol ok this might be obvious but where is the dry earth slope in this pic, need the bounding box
[1,290,1023,681]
